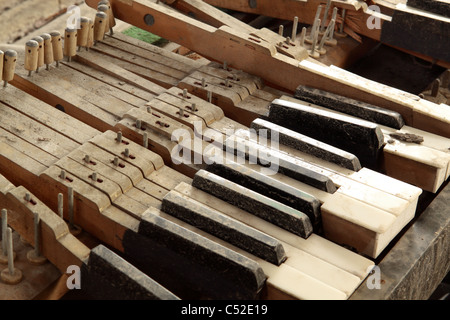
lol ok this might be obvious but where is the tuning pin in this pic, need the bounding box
[93,11,108,45]
[64,28,77,62]
[25,40,39,76]
[27,212,47,265]
[98,0,116,35]
[41,34,53,70]
[77,17,90,51]
[97,4,110,36]
[0,228,23,284]
[50,31,63,67]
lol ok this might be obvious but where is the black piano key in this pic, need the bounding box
[294,85,405,129]
[267,98,384,168]
[251,117,362,171]
[407,0,450,18]
[192,169,313,239]
[123,209,266,300]
[206,159,322,231]
[223,134,338,194]
[161,190,287,266]
[80,244,180,300]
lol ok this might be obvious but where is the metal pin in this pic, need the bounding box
[278,25,284,37]
[318,19,335,54]
[308,20,320,58]
[147,106,152,114]
[299,27,307,47]
[223,61,228,70]
[68,187,74,229]
[320,0,331,33]
[1,209,7,256]
[285,36,291,45]
[201,78,206,88]
[116,131,122,143]
[58,193,64,219]
[339,9,346,34]
[136,119,142,130]
[113,157,119,166]
[84,155,90,163]
[33,212,40,257]
[124,148,130,158]
[183,89,188,98]
[60,169,66,180]
[6,228,15,275]
[431,79,440,97]
[292,16,298,42]
[207,91,212,103]
[225,78,230,87]
[25,193,31,202]
[179,107,184,117]
[232,74,237,81]
[307,6,322,43]
[192,102,197,111]
[91,172,97,181]
[143,132,148,149]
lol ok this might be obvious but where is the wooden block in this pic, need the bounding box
[192,169,313,238]
[162,190,287,265]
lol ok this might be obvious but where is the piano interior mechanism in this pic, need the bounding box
[0,0,449,300]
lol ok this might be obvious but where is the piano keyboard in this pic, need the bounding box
[1,0,449,300]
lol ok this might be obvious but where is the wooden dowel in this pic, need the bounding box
[94,11,108,45]
[63,28,77,62]
[41,33,54,70]
[3,50,17,87]
[24,40,39,76]
[32,36,44,72]
[77,17,90,50]
[50,31,63,67]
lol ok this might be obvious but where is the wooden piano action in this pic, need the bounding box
[0,0,448,300]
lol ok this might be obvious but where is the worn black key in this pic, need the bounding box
[223,132,338,194]
[206,159,322,231]
[294,85,405,129]
[407,0,450,18]
[80,244,180,300]
[251,118,362,171]
[122,208,266,299]
[267,98,384,168]
[192,169,313,239]
[161,190,287,265]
